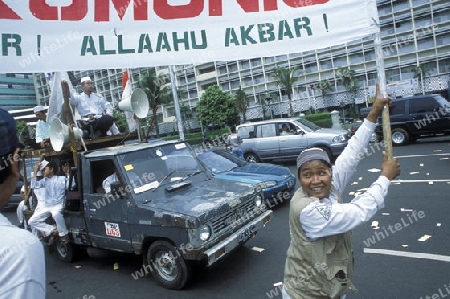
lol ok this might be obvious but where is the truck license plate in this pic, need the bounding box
[238,225,256,242]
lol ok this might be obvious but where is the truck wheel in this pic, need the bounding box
[147,241,192,290]
[391,128,409,146]
[245,153,260,163]
[55,239,77,263]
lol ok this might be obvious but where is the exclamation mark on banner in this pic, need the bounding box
[37,34,41,56]
[323,13,329,32]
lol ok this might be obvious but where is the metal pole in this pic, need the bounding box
[374,31,393,159]
[169,65,185,141]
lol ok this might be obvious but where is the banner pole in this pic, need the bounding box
[374,31,393,159]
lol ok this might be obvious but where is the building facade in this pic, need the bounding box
[30,0,449,133]
[0,73,36,110]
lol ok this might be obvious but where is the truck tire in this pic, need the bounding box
[391,128,409,146]
[147,241,192,290]
[244,152,260,163]
[55,239,77,263]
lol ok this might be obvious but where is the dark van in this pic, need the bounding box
[363,94,450,146]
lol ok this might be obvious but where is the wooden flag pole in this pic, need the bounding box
[374,31,393,159]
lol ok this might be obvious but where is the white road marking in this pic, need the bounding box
[364,248,450,262]
[391,179,450,183]
[394,153,450,159]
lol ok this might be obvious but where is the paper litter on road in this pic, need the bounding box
[368,168,381,173]
[351,181,358,185]
[420,163,424,167]
[75,265,81,269]
[371,221,380,229]
[358,177,363,181]
[418,235,432,242]
[274,282,283,287]
[251,246,265,253]
[437,223,442,227]
[409,172,420,175]
[401,245,409,248]
[114,263,119,270]
[400,208,413,212]
[433,149,442,152]
[428,181,434,185]
[382,213,390,216]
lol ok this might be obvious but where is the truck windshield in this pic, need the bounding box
[118,143,203,194]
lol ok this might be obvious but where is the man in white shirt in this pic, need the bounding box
[34,105,51,148]
[102,172,118,194]
[69,76,119,138]
[0,108,45,298]
[28,160,70,244]
[282,84,401,299]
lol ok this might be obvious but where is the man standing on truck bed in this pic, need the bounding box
[68,77,119,138]
[28,160,70,244]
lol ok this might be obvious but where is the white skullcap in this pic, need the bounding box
[33,106,46,113]
[81,76,92,84]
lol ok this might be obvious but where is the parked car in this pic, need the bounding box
[197,148,296,206]
[236,118,351,163]
[348,122,378,143]
[369,94,450,146]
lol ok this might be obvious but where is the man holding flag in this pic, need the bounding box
[282,84,400,299]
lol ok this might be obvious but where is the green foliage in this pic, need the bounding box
[196,85,239,127]
[271,66,300,115]
[234,87,248,123]
[316,79,332,95]
[337,67,358,92]
[16,120,29,143]
[303,112,332,128]
[139,68,172,137]
[113,110,128,133]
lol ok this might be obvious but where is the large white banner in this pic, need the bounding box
[1,0,379,72]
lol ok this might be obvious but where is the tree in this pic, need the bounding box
[139,68,172,138]
[316,79,333,109]
[234,87,248,123]
[336,67,358,92]
[271,66,299,116]
[412,63,431,95]
[196,85,239,128]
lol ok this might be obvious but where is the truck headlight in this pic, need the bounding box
[199,224,211,241]
[255,194,263,207]
[332,135,346,143]
[258,180,277,189]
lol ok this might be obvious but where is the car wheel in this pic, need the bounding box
[391,128,409,146]
[147,241,192,290]
[55,239,78,263]
[244,153,260,163]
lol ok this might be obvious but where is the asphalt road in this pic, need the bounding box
[2,136,449,299]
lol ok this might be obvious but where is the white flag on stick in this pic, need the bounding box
[47,71,76,124]
[121,69,137,132]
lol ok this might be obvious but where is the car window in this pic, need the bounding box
[237,125,254,139]
[257,123,276,138]
[410,98,434,114]
[292,118,317,132]
[389,101,405,115]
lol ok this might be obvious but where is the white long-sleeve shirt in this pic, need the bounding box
[33,175,68,207]
[35,120,50,143]
[300,119,391,241]
[70,91,113,118]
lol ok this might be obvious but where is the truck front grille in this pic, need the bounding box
[210,198,257,235]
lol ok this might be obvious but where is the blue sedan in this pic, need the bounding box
[197,149,296,207]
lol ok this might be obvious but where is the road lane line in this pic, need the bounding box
[394,153,450,158]
[391,179,450,183]
[364,248,450,262]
